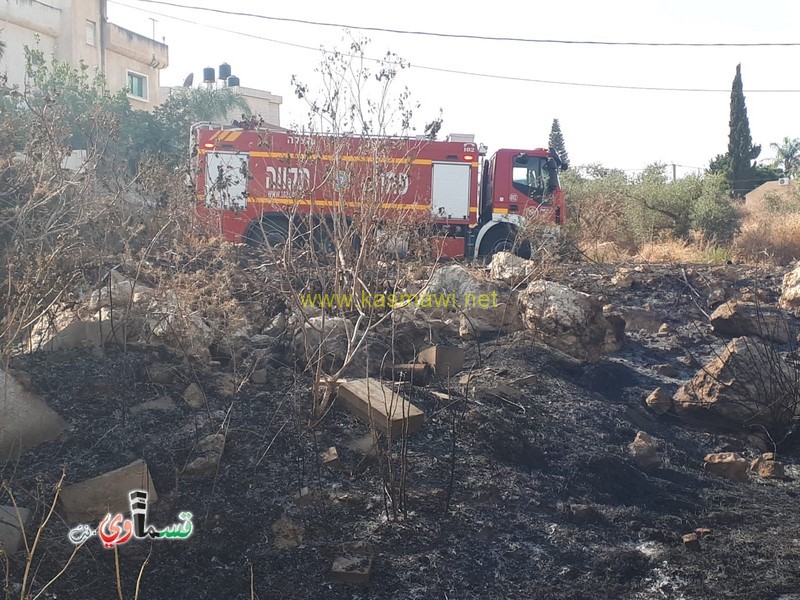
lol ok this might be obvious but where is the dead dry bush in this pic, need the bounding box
[735,211,800,266]
[0,97,218,369]
[258,37,450,426]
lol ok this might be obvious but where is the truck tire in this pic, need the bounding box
[478,227,531,259]
[310,219,362,254]
[479,227,515,256]
[245,217,291,248]
[312,220,336,255]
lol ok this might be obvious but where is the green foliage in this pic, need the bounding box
[624,164,700,239]
[770,137,800,176]
[752,163,782,188]
[10,48,253,172]
[22,48,131,154]
[565,163,741,248]
[562,165,636,248]
[727,64,761,197]
[708,153,731,175]
[128,87,251,166]
[703,246,734,264]
[548,118,569,167]
[690,173,740,242]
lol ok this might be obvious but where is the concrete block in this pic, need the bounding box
[417,346,464,377]
[60,459,157,522]
[345,434,379,458]
[321,447,340,468]
[1,368,69,459]
[337,379,424,437]
[0,506,31,554]
[474,383,523,402]
[682,533,700,550]
[331,541,376,585]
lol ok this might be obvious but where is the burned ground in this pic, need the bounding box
[3,262,800,599]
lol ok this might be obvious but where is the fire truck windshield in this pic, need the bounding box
[511,155,557,204]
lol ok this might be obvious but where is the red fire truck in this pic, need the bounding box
[192,123,567,259]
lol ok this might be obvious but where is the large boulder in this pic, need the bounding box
[87,271,153,311]
[421,264,507,299]
[673,336,800,435]
[1,369,69,459]
[710,300,792,344]
[703,452,749,483]
[459,303,524,339]
[418,265,521,339]
[779,264,800,311]
[518,280,625,362]
[27,303,82,351]
[628,431,661,468]
[489,252,537,287]
[293,316,389,377]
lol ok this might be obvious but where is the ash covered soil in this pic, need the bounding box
[5,262,800,600]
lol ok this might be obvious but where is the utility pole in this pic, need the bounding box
[149,17,157,40]
[672,163,677,182]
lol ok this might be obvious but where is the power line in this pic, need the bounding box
[109,0,800,93]
[120,0,800,48]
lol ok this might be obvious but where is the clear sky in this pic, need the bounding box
[107,0,800,178]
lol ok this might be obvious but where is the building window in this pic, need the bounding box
[86,20,96,46]
[126,70,148,101]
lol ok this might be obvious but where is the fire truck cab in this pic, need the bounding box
[192,123,566,259]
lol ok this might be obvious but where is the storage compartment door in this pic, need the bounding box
[205,151,249,210]
[431,163,470,220]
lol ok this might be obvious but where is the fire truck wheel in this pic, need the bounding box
[312,229,335,255]
[246,218,291,248]
[479,227,515,257]
[479,227,532,259]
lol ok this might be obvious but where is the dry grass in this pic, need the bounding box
[580,236,732,265]
[635,239,707,264]
[579,241,633,263]
[735,211,800,266]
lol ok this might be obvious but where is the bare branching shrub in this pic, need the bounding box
[258,37,443,416]
[227,37,445,520]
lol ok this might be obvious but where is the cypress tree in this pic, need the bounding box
[727,64,760,196]
[548,118,569,167]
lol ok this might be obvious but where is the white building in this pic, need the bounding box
[0,0,168,110]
